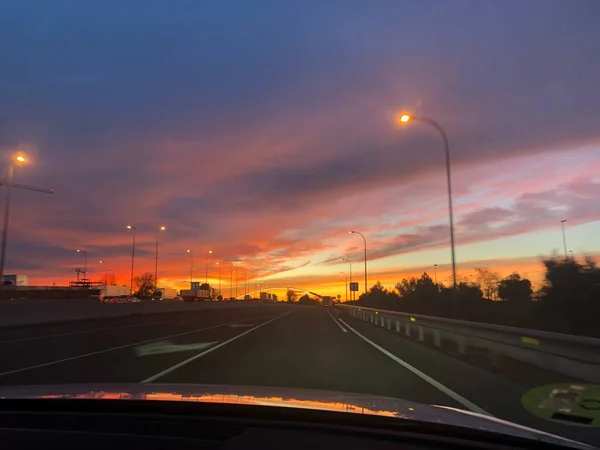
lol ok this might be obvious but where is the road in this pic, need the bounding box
[0,304,595,445]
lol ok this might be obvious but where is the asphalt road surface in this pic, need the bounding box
[0,304,595,445]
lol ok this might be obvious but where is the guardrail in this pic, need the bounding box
[336,304,600,383]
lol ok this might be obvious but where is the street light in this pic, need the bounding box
[397,113,457,288]
[126,225,136,294]
[205,250,212,283]
[349,231,367,295]
[0,152,28,287]
[154,226,166,289]
[230,262,236,299]
[99,260,108,285]
[433,264,438,286]
[561,220,568,260]
[76,249,87,281]
[186,249,193,287]
[216,262,222,296]
[569,250,574,261]
[341,258,352,300]
[340,271,348,302]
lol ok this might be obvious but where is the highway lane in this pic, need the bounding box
[0,304,595,445]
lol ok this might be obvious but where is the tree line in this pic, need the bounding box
[351,257,600,337]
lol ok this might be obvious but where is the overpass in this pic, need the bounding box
[234,287,323,300]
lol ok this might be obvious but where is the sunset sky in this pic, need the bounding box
[1,1,599,297]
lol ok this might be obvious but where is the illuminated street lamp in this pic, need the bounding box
[397,113,457,288]
[205,250,213,283]
[126,225,136,294]
[349,231,367,295]
[99,260,108,285]
[0,152,27,286]
[154,226,166,288]
[341,258,353,300]
[76,249,87,280]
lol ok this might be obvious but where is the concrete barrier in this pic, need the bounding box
[0,299,279,328]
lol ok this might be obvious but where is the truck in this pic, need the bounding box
[151,287,178,301]
[2,274,28,286]
[180,283,217,302]
[94,285,130,302]
[322,296,333,307]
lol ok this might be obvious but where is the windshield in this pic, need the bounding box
[0,0,598,447]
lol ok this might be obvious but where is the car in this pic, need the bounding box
[100,296,115,303]
[127,296,141,303]
[174,296,183,301]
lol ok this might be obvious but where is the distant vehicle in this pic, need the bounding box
[174,296,183,302]
[322,296,333,307]
[94,285,130,302]
[101,296,115,303]
[151,288,178,301]
[180,283,217,302]
[128,296,141,303]
[1,274,28,286]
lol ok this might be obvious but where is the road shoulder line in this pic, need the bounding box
[142,311,294,383]
[327,309,347,332]
[338,318,490,416]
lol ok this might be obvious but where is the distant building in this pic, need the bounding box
[2,274,28,286]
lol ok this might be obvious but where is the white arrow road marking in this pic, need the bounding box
[228,323,256,328]
[134,340,217,357]
[142,311,294,383]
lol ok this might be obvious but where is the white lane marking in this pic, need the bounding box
[142,312,293,383]
[134,340,217,357]
[338,318,490,416]
[327,310,347,332]
[0,316,271,378]
[0,321,169,345]
[228,323,256,328]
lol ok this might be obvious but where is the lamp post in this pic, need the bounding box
[341,258,352,300]
[0,153,27,287]
[349,231,367,295]
[186,249,193,287]
[433,264,438,286]
[216,262,222,296]
[126,225,136,294]
[561,220,568,260]
[99,260,108,285]
[76,249,88,281]
[398,114,457,288]
[205,250,212,283]
[230,262,235,300]
[569,250,574,261]
[340,271,348,302]
[154,226,166,288]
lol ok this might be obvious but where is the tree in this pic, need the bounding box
[474,267,501,300]
[498,273,532,303]
[298,293,317,305]
[134,272,156,298]
[395,277,418,298]
[540,257,599,306]
[286,289,297,303]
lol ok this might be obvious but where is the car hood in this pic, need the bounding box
[0,383,590,449]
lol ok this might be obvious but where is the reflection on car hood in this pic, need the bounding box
[0,384,590,449]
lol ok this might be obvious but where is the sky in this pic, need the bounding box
[0,0,599,297]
